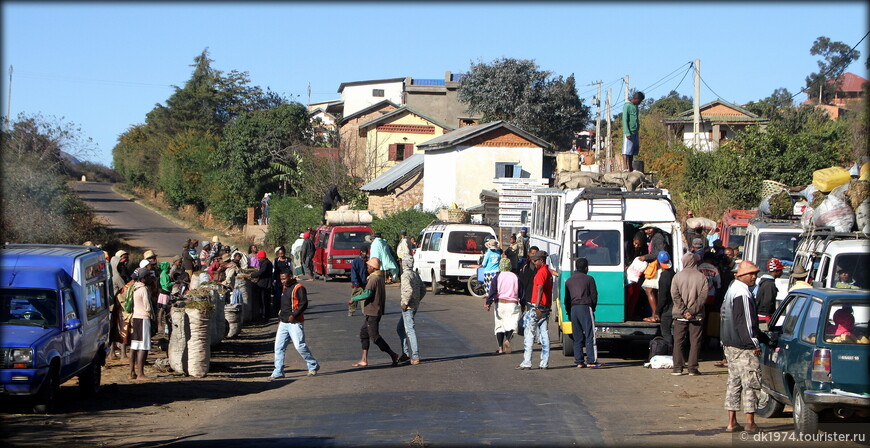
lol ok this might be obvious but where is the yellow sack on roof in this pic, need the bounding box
[813,166,850,193]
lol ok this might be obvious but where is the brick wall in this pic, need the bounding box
[366,171,424,218]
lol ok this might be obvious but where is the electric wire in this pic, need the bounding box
[788,30,869,101]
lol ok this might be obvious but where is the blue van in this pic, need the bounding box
[1,244,111,413]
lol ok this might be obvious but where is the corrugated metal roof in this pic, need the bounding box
[416,120,551,151]
[359,154,424,192]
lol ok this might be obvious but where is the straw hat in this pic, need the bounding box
[212,235,220,243]
[485,238,500,250]
[143,250,156,259]
[115,250,128,258]
[792,264,808,279]
[367,257,381,270]
[736,260,760,277]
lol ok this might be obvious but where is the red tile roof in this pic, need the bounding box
[834,72,868,92]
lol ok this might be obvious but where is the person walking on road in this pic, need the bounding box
[250,250,273,321]
[273,246,293,310]
[348,247,369,317]
[721,260,768,433]
[485,258,521,354]
[517,251,553,370]
[269,272,320,380]
[622,91,645,172]
[481,238,502,296]
[565,258,600,368]
[397,256,426,365]
[349,257,400,367]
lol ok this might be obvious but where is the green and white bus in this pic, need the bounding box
[529,187,685,356]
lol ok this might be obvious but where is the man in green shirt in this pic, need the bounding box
[622,91,645,172]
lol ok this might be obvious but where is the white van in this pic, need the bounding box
[529,187,684,355]
[743,218,803,307]
[791,228,870,291]
[414,223,496,295]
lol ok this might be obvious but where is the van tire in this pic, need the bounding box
[431,271,441,295]
[562,333,574,357]
[78,355,102,395]
[467,276,486,298]
[33,366,59,414]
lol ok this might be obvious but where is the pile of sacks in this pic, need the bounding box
[556,170,647,191]
[800,164,870,234]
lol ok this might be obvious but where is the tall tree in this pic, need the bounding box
[458,58,590,149]
[744,87,794,118]
[805,36,860,104]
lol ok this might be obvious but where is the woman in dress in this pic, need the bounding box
[484,258,521,354]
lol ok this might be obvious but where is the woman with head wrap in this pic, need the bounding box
[484,258,522,354]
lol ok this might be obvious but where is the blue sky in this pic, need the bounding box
[2,2,868,164]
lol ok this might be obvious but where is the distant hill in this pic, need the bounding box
[60,151,81,165]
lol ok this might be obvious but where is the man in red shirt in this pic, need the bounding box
[517,252,553,370]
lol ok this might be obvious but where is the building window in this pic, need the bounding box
[389,143,414,161]
[495,162,521,178]
[373,89,385,97]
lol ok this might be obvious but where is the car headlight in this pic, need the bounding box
[11,348,33,368]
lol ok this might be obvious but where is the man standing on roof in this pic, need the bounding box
[622,91,645,172]
[322,184,342,223]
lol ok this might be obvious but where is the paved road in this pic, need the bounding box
[168,278,605,447]
[69,181,208,259]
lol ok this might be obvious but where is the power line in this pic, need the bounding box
[789,30,870,101]
[672,63,694,93]
[699,73,730,103]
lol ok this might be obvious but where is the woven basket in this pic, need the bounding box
[761,180,788,198]
[438,208,469,223]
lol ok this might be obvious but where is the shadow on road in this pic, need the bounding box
[131,435,335,448]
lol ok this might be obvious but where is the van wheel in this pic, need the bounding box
[78,355,102,395]
[431,271,441,295]
[33,367,59,414]
[756,390,785,418]
[562,333,574,357]
[793,385,818,434]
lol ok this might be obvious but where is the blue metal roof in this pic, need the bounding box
[411,79,445,86]
[359,154,424,192]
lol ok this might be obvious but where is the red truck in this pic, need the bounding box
[718,208,757,250]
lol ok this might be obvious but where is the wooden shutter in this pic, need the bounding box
[388,144,398,161]
[495,162,506,178]
[404,144,414,159]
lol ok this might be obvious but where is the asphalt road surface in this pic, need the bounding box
[69,181,208,258]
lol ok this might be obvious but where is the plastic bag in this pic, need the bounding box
[814,195,855,233]
[643,355,674,369]
[856,199,870,234]
[626,258,648,284]
[800,184,819,202]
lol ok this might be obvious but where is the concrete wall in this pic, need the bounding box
[338,104,398,181]
[424,145,544,211]
[341,81,404,117]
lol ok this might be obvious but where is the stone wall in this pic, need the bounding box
[366,171,424,218]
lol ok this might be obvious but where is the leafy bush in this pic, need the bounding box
[264,196,323,249]
[370,209,436,248]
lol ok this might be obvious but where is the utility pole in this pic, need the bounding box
[693,59,701,150]
[606,87,612,173]
[818,84,823,105]
[593,81,602,165]
[624,75,630,102]
[5,65,11,132]
[307,82,311,107]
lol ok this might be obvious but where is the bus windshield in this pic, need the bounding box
[757,232,800,276]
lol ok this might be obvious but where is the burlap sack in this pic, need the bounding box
[168,306,189,375]
[185,307,212,378]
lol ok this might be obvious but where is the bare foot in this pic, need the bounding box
[351,362,368,367]
[134,376,152,382]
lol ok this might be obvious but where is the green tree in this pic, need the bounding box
[265,196,324,248]
[647,90,693,117]
[744,87,795,118]
[370,209,437,248]
[206,103,313,223]
[158,130,218,207]
[805,36,860,104]
[458,58,590,149]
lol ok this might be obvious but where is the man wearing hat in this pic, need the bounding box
[654,251,676,349]
[110,250,131,297]
[129,267,156,380]
[755,258,782,320]
[250,250,274,321]
[670,252,709,376]
[720,260,768,433]
[835,266,860,289]
[788,264,812,291]
[208,236,222,264]
[348,257,401,367]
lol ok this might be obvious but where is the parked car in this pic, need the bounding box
[414,223,496,295]
[313,224,373,279]
[1,244,111,413]
[758,287,870,434]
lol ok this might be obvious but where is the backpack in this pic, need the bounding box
[121,280,136,314]
[648,336,670,361]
